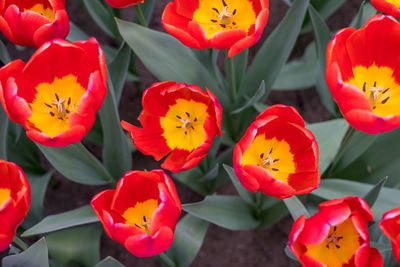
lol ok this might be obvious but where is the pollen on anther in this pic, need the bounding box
[273,159,280,162]
[232,9,237,15]
[363,82,366,92]
[186,112,190,117]
[382,88,389,94]
[220,24,226,28]
[68,97,71,105]
[55,93,60,101]
[211,19,217,22]
[272,168,279,171]
[260,153,264,159]
[212,7,219,13]
[381,96,390,104]
[143,215,147,222]
[50,112,55,117]
[45,103,52,108]
[222,0,227,7]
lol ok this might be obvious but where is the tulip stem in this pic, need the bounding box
[227,54,237,103]
[135,4,148,27]
[158,252,176,267]
[13,236,28,250]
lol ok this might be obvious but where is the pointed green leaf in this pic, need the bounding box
[116,19,226,107]
[165,215,209,267]
[2,238,49,267]
[37,143,113,185]
[307,119,349,173]
[183,195,259,230]
[258,200,288,229]
[95,257,125,267]
[23,205,99,237]
[0,38,10,64]
[363,177,388,208]
[311,179,400,220]
[99,76,132,180]
[0,105,8,160]
[232,49,248,89]
[283,196,310,220]
[350,2,376,29]
[239,0,310,100]
[46,225,101,267]
[232,81,265,114]
[109,42,131,103]
[308,5,336,114]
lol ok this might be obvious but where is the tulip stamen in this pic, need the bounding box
[141,215,151,235]
[368,84,383,104]
[261,151,274,168]
[325,226,343,249]
[177,112,196,131]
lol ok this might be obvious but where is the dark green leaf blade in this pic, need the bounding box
[308,5,336,114]
[23,205,99,237]
[283,196,310,221]
[240,0,310,99]
[95,257,125,267]
[182,195,259,230]
[2,238,49,267]
[223,164,254,205]
[232,81,265,115]
[363,176,388,208]
[115,19,226,107]
[46,225,101,267]
[37,143,113,185]
[165,214,209,267]
[109,42,131,103]
[0,105,8,160]
[99,76,132,180]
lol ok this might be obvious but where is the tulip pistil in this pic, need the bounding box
[259,148,280,171]
[210,0,237,28]
[176,113,197,135]
[47,94,72,120]
[325,226,344,249]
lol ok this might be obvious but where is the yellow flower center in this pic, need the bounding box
[24,3,55,22]
[241,135,296,184]
[344,65,400,117]
[386,0,400,8]
[28,75,86,138]
[192,0,256,39]
[160,98,208,151]
[0,188,11,210]
[122,199,159,235]
[305,218,361,267]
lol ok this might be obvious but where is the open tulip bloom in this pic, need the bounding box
[121,81,222,173]
[0,38,107,147]
[380,207,400,263]
[0,0,69,47]
[289,196,383,267]
[233,105,319,199]
[326,15,400,134]
[91,170,181,257]
[162,0,269,57]
[371,0,400,18]
[0,160,30,252]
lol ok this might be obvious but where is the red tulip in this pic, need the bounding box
[370,0,400,18]
[289,196,383,267]
[380,207,400,263]
[104,0,144,8]
[91,170,181,257]
[0,0,69,47]
[326,15,400,134]
[121,81,222,173]
[0,38,107,147]
[0,160,30,252]
[162,0,269,58]
[233,105,319,199]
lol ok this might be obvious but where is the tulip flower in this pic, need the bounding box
[380,207,400,263]
[0,160,30,252]
[0,38,107,147]
[371,0,400,18]
[326,15,400,134]
[121,81,222,173]
[91,170,181,257]
[289,196,383,267]
[0,0,69,47]
[162,0,269,57]
[233,105,319,199]
[104,0,144,8]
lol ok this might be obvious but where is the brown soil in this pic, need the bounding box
[1,0,361,266]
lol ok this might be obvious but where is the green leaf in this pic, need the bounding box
[46,225,101,267]
[272,42,317,90]
[350,2,377,29]
[67,22,90,42]
[80,0,119,38]
[223,164,254,205]
[0,38,10,64]
[239,0,310,100]
[99,76,132,180]
[334,130,378,173]
[84,115,103,145]
[165,215,209,267]
[306,119,349,174]
[284,245,299,262]
[173,167,211,196]
[232,49,248,89]
[23,205,98,237]
[363,176,388,208]
[37,143,113,185]
[283,196,310,221]
[334,127,400,186]
[183,195,259,230]
[95,257,125,267]
[232,81,265,115]
[116,19,226,107]
[308,5,336,115]
[2,238,49,267]
[258,200,288,229]
[0,105,8,160]
[311,179,400,220]
[141,0,156,23]
[22,171,53,228]
[109,42,131,103]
